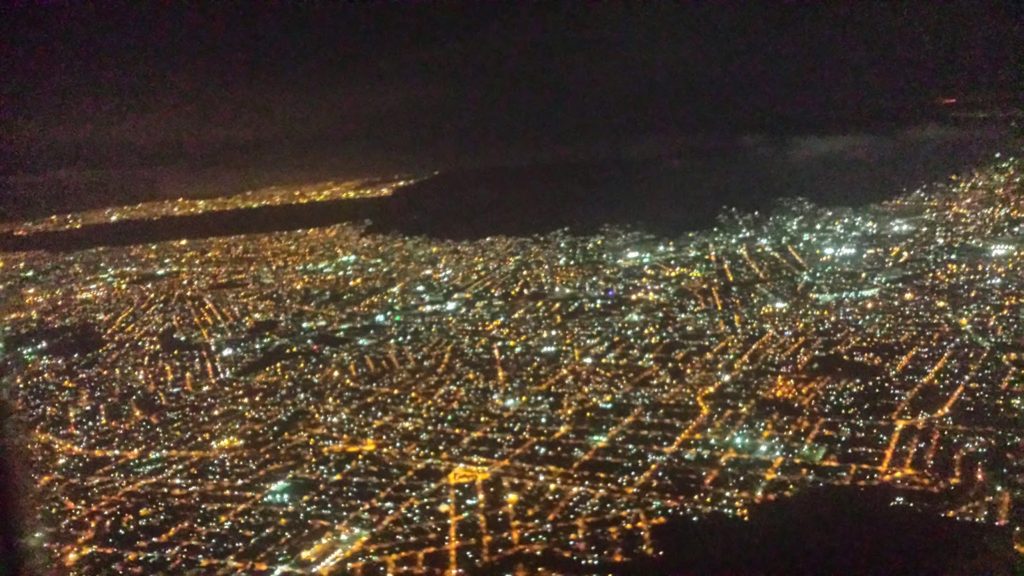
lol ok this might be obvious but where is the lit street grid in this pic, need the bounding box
[3,156,1023,574]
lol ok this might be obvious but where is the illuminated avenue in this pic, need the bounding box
[2,155,1023,574]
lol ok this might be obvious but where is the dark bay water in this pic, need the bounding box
[2,123,1018,252]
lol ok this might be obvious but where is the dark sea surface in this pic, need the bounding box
[1,121,1019,252]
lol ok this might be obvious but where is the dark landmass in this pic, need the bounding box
[0,396,30,576]
[477,485,1021,575]
[4,323,105,361]
[235,343,315,378]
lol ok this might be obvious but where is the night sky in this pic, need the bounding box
[1,3,1021,211]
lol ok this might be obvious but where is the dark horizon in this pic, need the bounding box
[3,3,1021,179]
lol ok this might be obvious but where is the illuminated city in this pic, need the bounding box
[2,154,1022,573]
[0,178,419,236]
